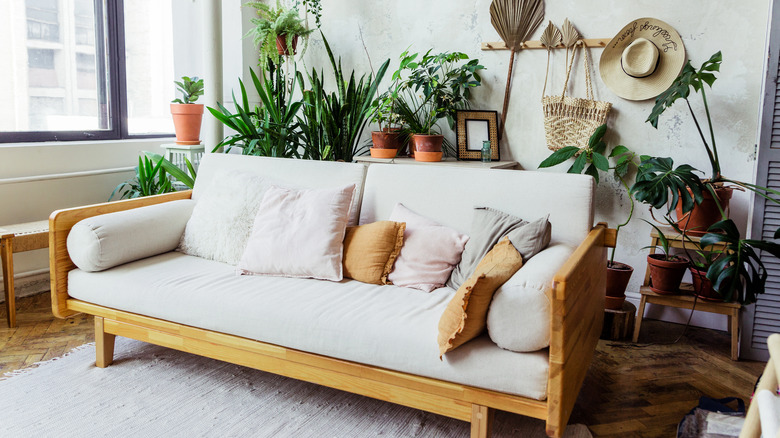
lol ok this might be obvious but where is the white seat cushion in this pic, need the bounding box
[68,252,549,400]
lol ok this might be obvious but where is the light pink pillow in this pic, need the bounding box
[387,204,469,292]
[237,183,356,281]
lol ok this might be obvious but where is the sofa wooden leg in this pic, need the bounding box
[94,316,115,368]
[470,404,494,438]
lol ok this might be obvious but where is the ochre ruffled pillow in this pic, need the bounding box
[343,221,406,285]
[438,236,524,357]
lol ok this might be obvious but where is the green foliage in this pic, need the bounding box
[538,125,638,263]
[208,59,303,158]
[143,151,196,189]
[647,51,722,181]
[297,35,389,162]
[641,219,678,261]
[245,1,314,63]
[110,156,175,200]
[171,76,204,104]
[700,219,780,304]
[630,156,705,215]
[394,50,484,135]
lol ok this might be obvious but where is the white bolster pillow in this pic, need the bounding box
[487,243,575,352]
[67,199,195,272]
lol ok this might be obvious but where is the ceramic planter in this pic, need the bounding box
[605,261,634,310]
[369,148,398,158]
[675,186,733,236]
[647,254,689,295]
[276,34,299,56]
[371,130,403,149]
[170,103,204,145]
[690,267,722,301]
[410,134,443,162]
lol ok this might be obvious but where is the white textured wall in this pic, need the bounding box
[296,0,771,327]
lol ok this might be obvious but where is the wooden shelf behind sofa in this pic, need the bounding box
[354,156,519,169]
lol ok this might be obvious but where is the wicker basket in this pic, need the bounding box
[542,45,611,151]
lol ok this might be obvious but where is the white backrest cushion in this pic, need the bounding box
[359,164,594,247]
[194,154,368,226]
[68,199,195,272]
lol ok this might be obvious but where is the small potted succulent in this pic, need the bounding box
[539,125,639,309]
[245,1,314,59]
[170,76,204,144]
[394,50,484,161]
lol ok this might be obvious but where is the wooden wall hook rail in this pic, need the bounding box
[481,38,610,51]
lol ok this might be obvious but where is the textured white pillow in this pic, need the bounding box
[68,200,195,272]
[487,243,574,352]
[237,183,356,281]
[386,203,469,292]
[179,170,270,265]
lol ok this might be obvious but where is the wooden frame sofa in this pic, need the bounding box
[50,185,612,438]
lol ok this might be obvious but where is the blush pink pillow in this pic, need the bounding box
[387,204,469,292]
[237,183,356,281]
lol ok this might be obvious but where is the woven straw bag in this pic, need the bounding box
[542,44,612,151]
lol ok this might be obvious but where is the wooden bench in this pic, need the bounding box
[1,220,49,327]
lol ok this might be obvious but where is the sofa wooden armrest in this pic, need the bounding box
[49,198,609,438]
[49,190,192,319]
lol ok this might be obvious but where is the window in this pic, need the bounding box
[0,0,175,143]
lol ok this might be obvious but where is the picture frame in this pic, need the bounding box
[456,110,499,161]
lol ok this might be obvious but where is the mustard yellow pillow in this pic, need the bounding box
[343,221,406,285]
[438,236,524,357]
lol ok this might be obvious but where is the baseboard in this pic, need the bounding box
[0,271,50,303]
[625,290,728,331]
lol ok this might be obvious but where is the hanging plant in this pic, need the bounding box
[245,1,314,62]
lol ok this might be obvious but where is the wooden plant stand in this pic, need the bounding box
[631,227,739,360]
[1,220,49,327]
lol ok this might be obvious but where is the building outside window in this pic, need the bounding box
[0,0,175,142]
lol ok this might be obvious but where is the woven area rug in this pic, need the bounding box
[1,338,592,437]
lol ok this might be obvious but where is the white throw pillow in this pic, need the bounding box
[487,243,574,352]
[386,203,469,292]
[237,183,356,281]
[179,170,270,265]
[68,200,195,272]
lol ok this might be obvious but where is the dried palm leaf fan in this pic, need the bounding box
[539,21,561,95]
[560,18,580,69]
[490,0,545,138]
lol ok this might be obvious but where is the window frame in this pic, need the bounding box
[0,0,174,144]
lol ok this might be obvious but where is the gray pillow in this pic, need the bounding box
[446,208,551,289]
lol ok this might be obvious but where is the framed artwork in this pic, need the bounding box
[456,110,499,161]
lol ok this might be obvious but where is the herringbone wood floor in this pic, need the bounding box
[0,292,767,437]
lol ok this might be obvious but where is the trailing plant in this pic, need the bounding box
[110,155,175,200]
[209,59,303,158]
[294,0,322,29]
[171,76,204,104]
[394,49,484,155]
[297,35,389,161]
[245,1,314,62]
[538,125,638,265]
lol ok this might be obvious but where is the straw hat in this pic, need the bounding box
[599,18,686,101]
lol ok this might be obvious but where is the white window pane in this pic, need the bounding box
[124,0,175,135]
[0,0,110,133]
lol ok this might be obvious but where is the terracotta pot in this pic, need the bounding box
[606,261,634,310]
[170,103,204,144]
[410,134,443,161]
[690,267,723,301]
[414,151,443,162]
[647,254,689,295]
[276,34,299,56]
[371,130,403,150]
[675,186,733,236]
[369,147,398,159]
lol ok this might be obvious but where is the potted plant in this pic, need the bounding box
[643,51,780,234]
[539,125,639,309]
[394,50,484,161]
[368,55,408,158]
[643,221,690,295]
[245,1,314,59]
[170,76,204,145]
